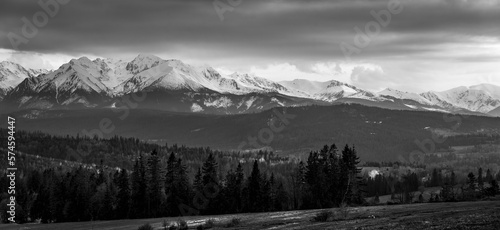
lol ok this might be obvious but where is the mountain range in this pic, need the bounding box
[1,54,499,116]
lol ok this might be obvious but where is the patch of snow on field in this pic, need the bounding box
[268,211,302,219]
[266,222,300,230]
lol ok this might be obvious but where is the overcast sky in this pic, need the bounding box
[1,0,499,93]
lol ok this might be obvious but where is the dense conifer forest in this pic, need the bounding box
[1,130,499,224]
[0,132,364,223]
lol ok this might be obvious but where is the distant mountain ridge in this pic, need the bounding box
[1,55,499,116]
[420,86,500,113]
[4,104,500,161]
[0,61,48,100]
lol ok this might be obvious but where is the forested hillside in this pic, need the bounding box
[2,129,499,224]
[3,104,500,161]
[1,141,366,223]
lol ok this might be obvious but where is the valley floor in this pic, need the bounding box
[1,200,500,230]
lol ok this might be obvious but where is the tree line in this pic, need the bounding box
[364,166,500,204]
[0,144,365,223]
[0,128,291,173]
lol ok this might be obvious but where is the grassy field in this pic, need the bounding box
[1,200,500,230]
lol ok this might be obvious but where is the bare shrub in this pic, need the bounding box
[225,217,241,228]
[137,223,154,230]
[312,210,334,222]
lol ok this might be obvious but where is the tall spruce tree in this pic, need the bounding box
[485,169,493,182]
[488,180,499,196]
[450,171,456,186]
[431,168,439,187]
[478,167,484,189]
[146,150,161,217]
[101,181,115,220]
[202,153,219,186]
[116,169,130,219]
[274,181,289,211]
[291,161,306,209]
[223,163,245,213]
[201,153,219,214]
[193,167,203,193]
[340,145,363,205]
[261,173,272,212]
[165,152,179,216]
[467,172,476,190]
[130,155,147,218]
[326,144,340,206]
[235,163,245,212]
[247,160,262,212]
[175,158,191,213]
[305,151,325,208]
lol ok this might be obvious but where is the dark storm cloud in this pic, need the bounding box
[0,0,499,61]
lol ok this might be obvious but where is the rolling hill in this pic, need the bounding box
[3,104,499,161]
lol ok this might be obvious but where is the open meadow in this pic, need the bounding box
[1,200,499,230]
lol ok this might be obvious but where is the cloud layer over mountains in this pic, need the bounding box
[0,0,499,92]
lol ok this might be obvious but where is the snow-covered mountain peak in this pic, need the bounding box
[226,72,290,93]
[93,57,124,66]
[420,86,500,113]
[279,79,328,94]
[327,80,350,87]
[446,86,469,94]
[32,57,112,95]
[0,61,23,69]
[199,66,223,81]
[136,53,161,60]
[280,78,379,102]
[0,61,48,76]
[165,59,195,73]
[228,72,253,80]
[315,80,378,101]
[380,87,396,92]
[379,88,410,96]
[126,54,165,74]
[470,83,500,100]
[379,88,432,105]
[228,72,270,85]
[0,61,49,96]
[324,80,363,93]
[67,56,94,66]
